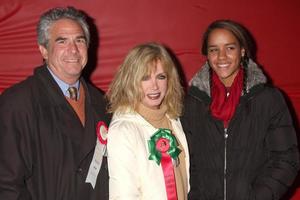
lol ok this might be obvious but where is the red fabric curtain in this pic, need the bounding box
[0,1,300,197]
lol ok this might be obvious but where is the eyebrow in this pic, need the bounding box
[55,37,66,42]
[54,35,87,42]
[208,42,238,47]
[76,35,87,41]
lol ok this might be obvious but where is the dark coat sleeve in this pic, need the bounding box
[0,90,34,199]
[251,89,299,200]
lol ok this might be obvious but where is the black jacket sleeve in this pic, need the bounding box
[251,89,299,200]
[0,91,33,200]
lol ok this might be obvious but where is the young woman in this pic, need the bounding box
[106,42,189,200]
[181,20,299,200]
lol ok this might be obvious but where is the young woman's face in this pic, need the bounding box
[207,28,245,87]
[140,60,168,109]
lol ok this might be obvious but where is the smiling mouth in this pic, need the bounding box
[147,93,161,100]
[217,63,230,68]
[65,59,80,63]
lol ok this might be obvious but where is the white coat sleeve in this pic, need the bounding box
[107,122,141,200]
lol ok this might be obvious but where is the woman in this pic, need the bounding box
[181,20,299,200]
[106,42,189,200]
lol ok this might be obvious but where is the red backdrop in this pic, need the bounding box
[1,0,300,198]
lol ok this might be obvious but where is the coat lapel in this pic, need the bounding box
[76,81,105,167]
[36,66,99,167]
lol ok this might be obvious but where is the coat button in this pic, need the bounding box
[77,168,83,173]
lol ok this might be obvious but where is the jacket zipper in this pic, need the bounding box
[224,128,228,200]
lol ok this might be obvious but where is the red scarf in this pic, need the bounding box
[210,68,244,128]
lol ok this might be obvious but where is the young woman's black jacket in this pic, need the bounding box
[181,60,299,200]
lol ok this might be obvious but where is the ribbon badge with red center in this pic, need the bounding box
[148,128,181,200]
[86,121,108,188]
[96,121,108,145]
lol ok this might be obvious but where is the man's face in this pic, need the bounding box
[39,18,88,84]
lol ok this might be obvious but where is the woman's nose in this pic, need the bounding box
[151,78,158,89]
[218,49,226,59]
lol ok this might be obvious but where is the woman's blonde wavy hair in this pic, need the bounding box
[106,42,183,119]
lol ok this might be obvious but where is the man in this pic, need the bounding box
[0,7,110,199]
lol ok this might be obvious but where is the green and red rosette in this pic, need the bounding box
[148,128,181,200]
